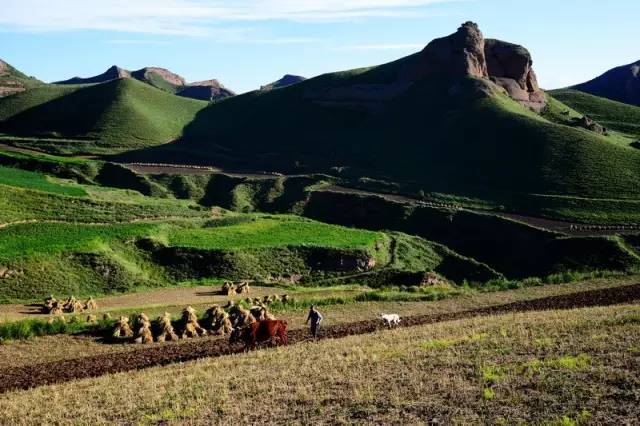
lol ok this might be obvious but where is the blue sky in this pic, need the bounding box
[2,0,639,93]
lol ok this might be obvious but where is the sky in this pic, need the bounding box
[1,0,639,93]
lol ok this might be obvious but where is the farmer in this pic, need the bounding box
[305,305,323,338]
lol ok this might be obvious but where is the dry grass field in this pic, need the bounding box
[0,276,637,370]
[0,302,638,424]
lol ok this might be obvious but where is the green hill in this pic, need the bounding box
[0,78,208,153]
[549,89,640,140]
[0,59,43,98]
[151,67,640,202]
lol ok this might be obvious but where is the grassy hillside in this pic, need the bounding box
[0,79,208,153]
[0,60,43,97]
[138,60,640,203]
[549,89,640,139]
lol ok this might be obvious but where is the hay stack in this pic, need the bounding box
[155,312,179,342]
[202,305,224,330]
[212,313,233,336]
[230,305,255,328]
[236,281,250,294]
[86,314,97,324]
[42,295,57,313]
[223,300,235,309]
[112,316,133,339]
[84,297,98,310]
[63,296,84,313]
[221,281,236,296]
[262,307,276,321]
[134,313,153,344]
[103,313,112,320]
[179,306,206,339]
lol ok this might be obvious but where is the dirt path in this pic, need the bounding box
[323,186,640,236]
[1,282,639,394]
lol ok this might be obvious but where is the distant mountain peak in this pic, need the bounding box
[54,65,234,101]
[571,59,640,107]
[260,74,306,91]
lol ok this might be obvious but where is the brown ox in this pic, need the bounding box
[230,320,288,350]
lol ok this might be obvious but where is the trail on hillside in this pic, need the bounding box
[1,282,639,394]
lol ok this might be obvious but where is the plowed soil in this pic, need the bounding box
[1,282,639,394]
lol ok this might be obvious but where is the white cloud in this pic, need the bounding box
[334,43,424,51]
[0,0,463,35]
[105,39,174,45]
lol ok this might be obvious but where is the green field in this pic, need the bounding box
[168,216,382,250]
[0,166,86,196]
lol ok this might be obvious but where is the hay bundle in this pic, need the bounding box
[250,306,275,322]
[47,315,66,325]
[179,306,206,339]
[84,297,98,310]
[86,314,97,324]
[134,313,153,344]
[230,305,255,328]
[223,300,235,310]
[42,295,57,313]
[63,296,84,313]
[155,312,179,342]
[202,305,224,330]
[236,281,250,294]
[262,307,276,321]
[211,313,233,336]
[221,281,236,295]
[112,316,133,339]
[262,295,271,304]
[103,313,112,320]
[280,294,289,304]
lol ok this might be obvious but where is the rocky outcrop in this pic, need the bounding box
[413,21,489,80]
[572,115,607,135]
[130,67,186,87]
[261,74,306,91]
[0,59,43,97]
[402,21,546,111]
[176,79,235,102]
[484,39,546,111]
[572,60,640,107]
[55,65,235,101]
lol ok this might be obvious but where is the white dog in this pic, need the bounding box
[381,313,401,327]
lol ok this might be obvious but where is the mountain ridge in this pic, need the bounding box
[571,59,640,107]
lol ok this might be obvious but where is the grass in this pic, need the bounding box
[0,166,86,196]
[0,79,208,153]
[167,215,383,250]
[549,89,640,139]
[0,302,636,424]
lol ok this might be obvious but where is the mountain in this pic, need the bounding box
[55,66,234,101]
[260,74,307,91]
[0,78,207,153]
[176,79,235,101]
[0,59,43,98]
[571,60,640,107]
[118,21,640,204]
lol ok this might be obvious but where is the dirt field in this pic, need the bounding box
[0,302,638,424]
[1,281,639,394]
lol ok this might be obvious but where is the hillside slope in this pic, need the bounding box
[549,89,640,139]
[120,23,640,202]
[0,79,207,152]
[0,60,43,98]
[571,60,640,107]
